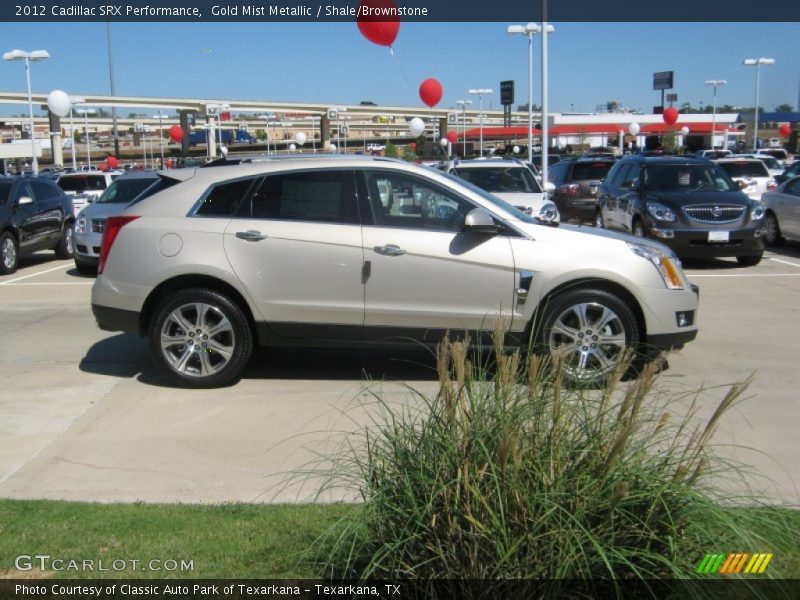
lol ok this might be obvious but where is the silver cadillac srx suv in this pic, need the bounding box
[91,156,699,388]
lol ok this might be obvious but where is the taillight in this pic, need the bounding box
[559,183,581,196]
[767,180,777,191]
[98,215,139,274]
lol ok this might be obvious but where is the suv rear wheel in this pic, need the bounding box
[762,212,785,246]
[736,254,762,267]
[148,288,253,388]
[594,210,605,228]
[55,223,74,259]
[538,287,640,386]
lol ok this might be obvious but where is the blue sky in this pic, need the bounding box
[0,21,797,115]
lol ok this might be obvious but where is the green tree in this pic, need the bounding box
[776,103,794,113]
[384,142,398,158]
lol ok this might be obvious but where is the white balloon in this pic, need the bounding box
[295,132,306,145]
[680,126,690,136]
[439,137,448,147]
[512,145,520,154]
[628,122,640,136]
[289,143,297,151]
[329,142,337,152]
[408,117,425,137]
[47,90,71,118]
[220,145,228,156]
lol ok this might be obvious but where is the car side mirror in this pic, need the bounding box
[16,195,33,206]
[737,180,748,190]
[463,208,500,235]
[544,181,556,193]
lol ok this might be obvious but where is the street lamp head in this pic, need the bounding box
[69,96,86,105]
[3,49,27,61]
[507,25,526,35]
[28,50,50,61]
[525,23,541,34]
[758,58,775,65]
[705,80,727,86]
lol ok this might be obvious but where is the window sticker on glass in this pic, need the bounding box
[678,170,691,186]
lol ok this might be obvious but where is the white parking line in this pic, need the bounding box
[688,273,800,278]
[4,282,92,286]
[769,257,800,268]
[0,263,71,286]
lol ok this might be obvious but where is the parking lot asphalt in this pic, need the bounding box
[0,247,798,506]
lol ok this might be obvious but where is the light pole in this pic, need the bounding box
[468,89,493,158]
[507,23,541,162]
[153,111,167,168]
[206,103,230,158]
[3,49,50,175]
[743,58,775,151]
[456,100,472,157]
[67,96,85,171]
[704,80,727,149]
[75,108,96,170]
[540,20,555,187]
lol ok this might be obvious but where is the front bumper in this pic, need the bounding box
[645,225,764,259]
[73,231,103,262]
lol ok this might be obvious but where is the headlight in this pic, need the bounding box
[645,201,676,222]
[750,201,765,221]
[74,216,87,235]
[628,242,684,290]
[537,202,560,223]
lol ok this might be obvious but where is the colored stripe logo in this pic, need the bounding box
[696,553,773,574]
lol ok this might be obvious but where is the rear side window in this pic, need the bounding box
[57,175,108,193]
[196,177,257,217]
[242,170,357,224]
[96,178,157,204]
[0,182,13,204]
[718,162,769,178]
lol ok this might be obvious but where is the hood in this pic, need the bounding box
[493,192,548,209]
[642,190,751,207]
[514,220,674,255]
[78,202,128,220]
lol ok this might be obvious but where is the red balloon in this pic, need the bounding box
[356,0,400,47]
[166,159,174,169]
[779,123,791,137]
[447,131,457,144]
[662,107,679,126]
[98,162,108,172]
[419,78,443,108]
[409,142,417,150]
[169,125,185,143]
[106,156,119,169]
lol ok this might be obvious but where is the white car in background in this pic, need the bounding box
[714,158,777,201]
[736,154,784,178]
[446,158,558,220]
[56,171,122,216]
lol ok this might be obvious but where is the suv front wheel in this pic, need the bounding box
[538,287,640,386]
[148,288,253,388]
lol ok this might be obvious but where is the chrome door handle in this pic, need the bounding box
[235,230,268,242]
[374,244,406,257]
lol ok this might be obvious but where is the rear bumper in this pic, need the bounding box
[92,303,140,335]
[556,196,598,220]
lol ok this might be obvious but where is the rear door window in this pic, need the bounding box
[0,182,13,205]
[572,162,613,181]
[195,177,258,217]
[718,162,769,178]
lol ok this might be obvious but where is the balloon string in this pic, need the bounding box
[389,45,414,91]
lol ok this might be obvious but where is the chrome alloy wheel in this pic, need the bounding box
[65,227,74,255]
[2,237,16,270]
[547,302,627,381]
[159,302,235,378]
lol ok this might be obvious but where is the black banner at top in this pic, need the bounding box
[2,0,800,22]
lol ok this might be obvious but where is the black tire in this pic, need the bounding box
[0,231,19,275]
[148,288,253,388]
[537,287,640,386]
[763,212,785,246]
[74,261,97,276]
[737,254,762,267]
[632,218,646,238]
[594,210,605,229]
[55,223,74,259]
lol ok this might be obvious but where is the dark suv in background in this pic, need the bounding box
[548,156,617,222]
[0,176,74,275]
[595,156,764,266]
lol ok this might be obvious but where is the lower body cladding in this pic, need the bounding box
[73,231,100,268]
[557,196,597,222]
[645,225,764,259]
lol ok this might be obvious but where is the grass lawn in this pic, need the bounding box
[0,500,797,579]
[0,500,352,579]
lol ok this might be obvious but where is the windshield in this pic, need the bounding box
[643,164,738,192]
[437,170,540,224]
[0,182,11,204]
[454,165,543,194]
[717,162,769,178]
[57,175,108,193]
[96,178,157,204]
